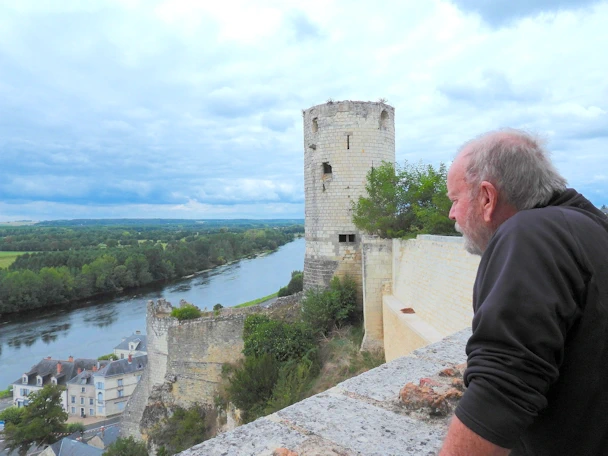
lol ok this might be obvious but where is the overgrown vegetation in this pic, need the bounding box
[103,436,148,456]
[97,353,118,361]
[278,270,303,297]
[301,275,358,335]
[351,160,454,238]
[171,303,202,321]
[149,405,215,455]
[217,275,382,425]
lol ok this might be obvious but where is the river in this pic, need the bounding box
[0,238,305,389]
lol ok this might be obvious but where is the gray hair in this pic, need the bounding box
[460,129,567,210]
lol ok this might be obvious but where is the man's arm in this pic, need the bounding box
[440,416,510,456]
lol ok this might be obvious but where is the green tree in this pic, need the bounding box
[103,436,148,456]
[3,385,68,455]
[352,160,454,238]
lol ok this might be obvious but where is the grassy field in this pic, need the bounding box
[0,251,28,269]
[234,292,279,308]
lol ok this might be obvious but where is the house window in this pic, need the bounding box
[118,389,124,398]
[117,379,123,387]
[90,408,94,416]
[80,397,84,405]
[22,376,27,384]
[96,382,104,390]
[36,377,42,386]
[71,396,76,404]
[71,407,75,414]
[117,402,125,411]
[20,388,29,396]
[81,387,85,393]
[89,398,94,405]
[51,378,57,385]
[97,392,103,404]
[98,406,103,414]
[121,354,124,359]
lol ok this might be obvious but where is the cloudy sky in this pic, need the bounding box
[1,0,607,221]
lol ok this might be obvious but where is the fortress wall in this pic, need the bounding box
[122,295,303,441]
[360,236,392,352]
[391,235,479,336]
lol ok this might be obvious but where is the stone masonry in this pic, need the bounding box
[179,329,471,456]
[303,101,395,298]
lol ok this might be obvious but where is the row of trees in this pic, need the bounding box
[0,221,303,252]
[0,228,298,315]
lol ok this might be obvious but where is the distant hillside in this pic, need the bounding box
[35,218,304,227]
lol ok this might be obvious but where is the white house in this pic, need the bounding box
[93,354,147,417]
[12,357,108,411]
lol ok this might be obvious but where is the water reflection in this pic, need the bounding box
[83,306,118,328]
[7,323,71,348]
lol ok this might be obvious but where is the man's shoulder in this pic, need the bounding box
[502,205,594,235]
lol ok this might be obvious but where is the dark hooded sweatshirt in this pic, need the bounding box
[455,189,608,456]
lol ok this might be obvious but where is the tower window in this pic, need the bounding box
[339,234,356,243]
[312,118,318,133]
[323,162,332,174]
[347,135,350,150]
[380,110,389,129]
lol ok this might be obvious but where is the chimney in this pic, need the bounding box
[77,368,82,374]
[46,356,52,360]
[135,330,141,335]
[128,354,132,364]
[68,355,74,363]
[57,362,62,374]
[92,365,97,372]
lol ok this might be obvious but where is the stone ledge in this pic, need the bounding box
[178,329,471,456]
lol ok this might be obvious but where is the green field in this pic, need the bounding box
[234,292,278,308]
[0,252,27,269]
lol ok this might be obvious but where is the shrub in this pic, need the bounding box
[213,303,223,311]
[278,270,303,297]
[66,422,85,434]
[97,353,118,361]
[149,404,214,455]
[227,354,281,422]
[0,407,25,426]
[243,315,316,362]
[171,303,202,320]
[103,436,148,456]
[301,275,358,335]
[265,356,320,415]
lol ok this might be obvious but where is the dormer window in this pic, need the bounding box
[36,376,42,386]
[51,378,57,385]
[22,375,28,384]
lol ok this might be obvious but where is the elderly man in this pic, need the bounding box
[440,129,608,456]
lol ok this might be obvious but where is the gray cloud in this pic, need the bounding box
[451,0,602,27]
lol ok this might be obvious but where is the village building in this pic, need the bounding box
[113,331,147,359]
[93,354,147,417]
[12,357,109,410]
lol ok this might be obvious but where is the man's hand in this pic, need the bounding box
[440,416,511,456]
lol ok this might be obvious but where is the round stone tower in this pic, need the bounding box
[303,100,395,292]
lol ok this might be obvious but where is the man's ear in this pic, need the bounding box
[479,181,499,223]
